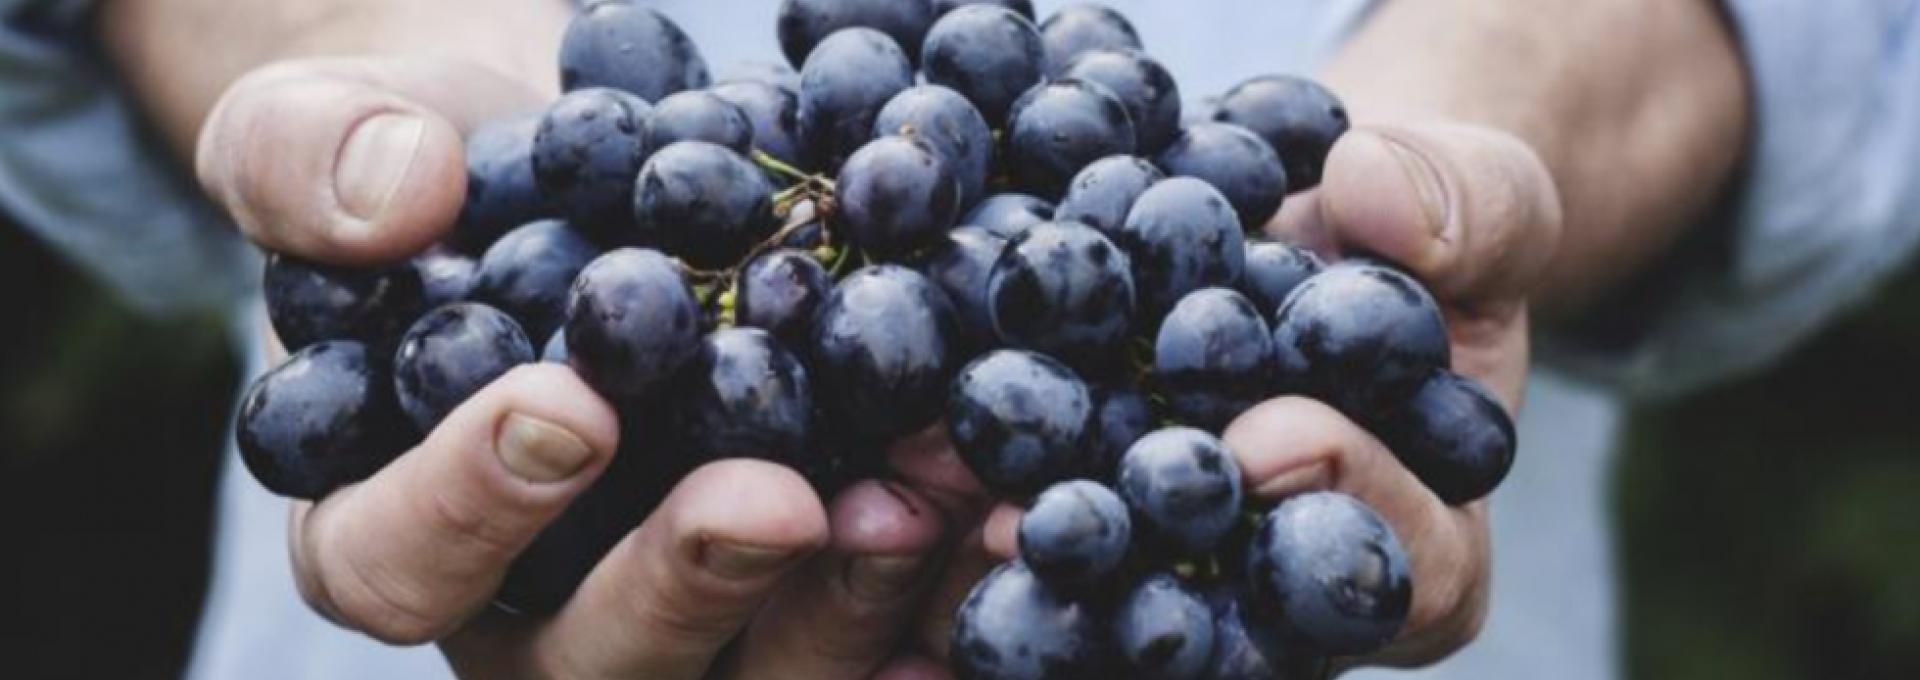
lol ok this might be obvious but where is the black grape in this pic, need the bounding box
[921,4,1045,126]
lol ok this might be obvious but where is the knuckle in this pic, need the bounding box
[327,550,453,645]
[423,484,527,561]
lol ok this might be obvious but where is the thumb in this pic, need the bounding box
[1273,123,1563,305]
[196,56,546,265]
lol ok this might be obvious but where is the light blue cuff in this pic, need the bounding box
[1547,0,1920,399]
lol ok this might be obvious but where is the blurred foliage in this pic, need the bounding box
[1618,266,1920,680]
[1,221,239,679]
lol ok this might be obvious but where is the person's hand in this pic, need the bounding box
[190,50,970,680]
[969,118,1563,670]
[1240,121,1562,667]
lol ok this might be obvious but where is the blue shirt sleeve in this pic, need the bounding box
[1544,0,1920,398]
[0,0,254,318]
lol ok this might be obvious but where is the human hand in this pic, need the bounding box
[189,49,966,679]
[967,118,1563,670]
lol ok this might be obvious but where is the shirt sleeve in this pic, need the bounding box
[0,0,254,318]
[1541,0,1920,400]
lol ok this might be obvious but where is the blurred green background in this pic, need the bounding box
[3,213,1917,678]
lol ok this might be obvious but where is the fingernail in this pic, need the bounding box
[496,412,595,483]
[334,113,426,222]
[703,541,799,580]
[1254,461,1333,500]
[845,554,927,600]
[1343,132,1449,237]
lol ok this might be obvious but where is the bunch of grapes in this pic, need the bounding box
[235,1,1519,677]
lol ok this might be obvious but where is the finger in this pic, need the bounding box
[196,56,545,264]
[873,655,956,680]
[1274,124,1562,303]
[887,424,992,521]
[526,459,830,680]
[981,502,1021,561]
[1223,397,1490,667]
[290,364,619,644]
[721,481,948,680]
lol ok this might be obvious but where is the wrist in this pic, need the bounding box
[100,0,573,160]
[1319,0,1748,311]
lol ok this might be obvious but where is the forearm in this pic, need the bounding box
[96,0,573,161]
[1323,0,1748,312]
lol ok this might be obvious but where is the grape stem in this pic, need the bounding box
[752,150,811,183]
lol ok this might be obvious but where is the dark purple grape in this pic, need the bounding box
[1086,385,1152,481]
[1115,177,1246,318]
[631,141,778,270]
[1002,79,1137,197]
[1114,573,1215,680]
[964,192,1054,239]
[835,135,962,258]
[797,27,916,170]
[934,0,1034,21]
[920,5,1045,126]
[541,330,567,364]
[393,303,535,431]
[451,115,552,254]
[559,1,708,101]
[1239,240,1322,321]
[1157,122,1288,229]
[470,219,601,342]
[1060,49,1181,153]
[710,79,806,166]
[986,221,1135,372]
[1038,3,1142,76]
[264,252,426,352]
[1054,154,1162,238]
[1203,585,1329,680]
[810,265,962,443]
[531,88,653,237]
[676,327,812,465]
[778,0,937,68]
[1374,370,1516,505]
[1270,261,1449,421]
[1018,480,1129,588]
[644,90,754,154]
[917,225,1007,352]
[1245,492,1411,657]
[236,340,413,499]
[875,85,994,208]
[1214,75,1349,191]
[1154,288,1275,432]
[1117,427,1243,557]
[564,248,702,399]
[947,350,1094,497]
[951,561,1102,680]
[737,249,833,348]
[413,249,477,309]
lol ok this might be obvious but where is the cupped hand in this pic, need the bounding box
[201,55,968,679]
[983,120,1563,669]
